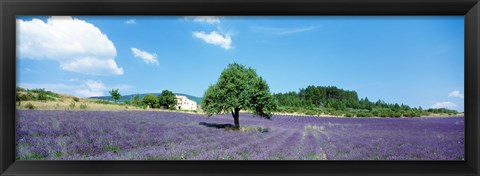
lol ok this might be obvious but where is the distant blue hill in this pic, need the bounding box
[90,93,203,104]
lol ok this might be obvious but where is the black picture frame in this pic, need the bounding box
[1,0,479,175]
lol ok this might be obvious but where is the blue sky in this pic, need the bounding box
[16,16,464,111]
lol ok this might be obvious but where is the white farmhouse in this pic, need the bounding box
[176,95,197,111]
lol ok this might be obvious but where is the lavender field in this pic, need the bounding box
[16,110,464,160]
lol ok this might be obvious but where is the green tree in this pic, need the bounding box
[133,94,140,107]
[109,89,122,103]
[201,63,277,128]
[158,90,177,110]
[142,94,158,109]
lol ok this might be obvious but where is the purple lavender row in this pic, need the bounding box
[16,110,464,160]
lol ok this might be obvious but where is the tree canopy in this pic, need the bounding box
[202,63,277,128]
[158,90,177,110]
[142,94,158,108]
[109,89,122,103]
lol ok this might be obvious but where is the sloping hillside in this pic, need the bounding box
[16,88,140,111]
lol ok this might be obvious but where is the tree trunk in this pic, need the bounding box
[233,108,240,128]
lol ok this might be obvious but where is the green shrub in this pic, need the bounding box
[356,112,373,117]
[365,112,374,117]
[18,94,28,101]
[427,108,458,114]
[69,102,76,109]
[37,92,48,101]
[26,92,36,100]
[93,100,114,105]
[73,97,80,102]
[25,103,35,110]
[80,104,87,109]
[29,88,59,98]
[332,111,343,116]
[392,112,402,118]
[305,110,316,116]
[379,112,389,118]
[286,107,296,113]
[49,91,60,98]
[403,111,419,118]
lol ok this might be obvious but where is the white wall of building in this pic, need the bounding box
[175,95,197,111]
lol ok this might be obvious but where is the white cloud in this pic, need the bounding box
[125,19,136,24]
[59,57,124,75]
[185,16,221,24]
[17,16,124,76]
[114,84,134,91]
[448,90,464,99]
[73,80,134,97]
[131,48,159,65]
[192,31,232,50]
[68,78,80,82]
[193,16,221,24]
[430,101,458,109]
[75,80,107,97]
[17,81,106,97]
[251,26,318,35]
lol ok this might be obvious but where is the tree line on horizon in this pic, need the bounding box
[273,85,459,117]
[122,90,178,110]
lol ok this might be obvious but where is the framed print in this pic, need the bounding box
[1,0,479,175]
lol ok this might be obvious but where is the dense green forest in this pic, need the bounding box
[273,85,459,117]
